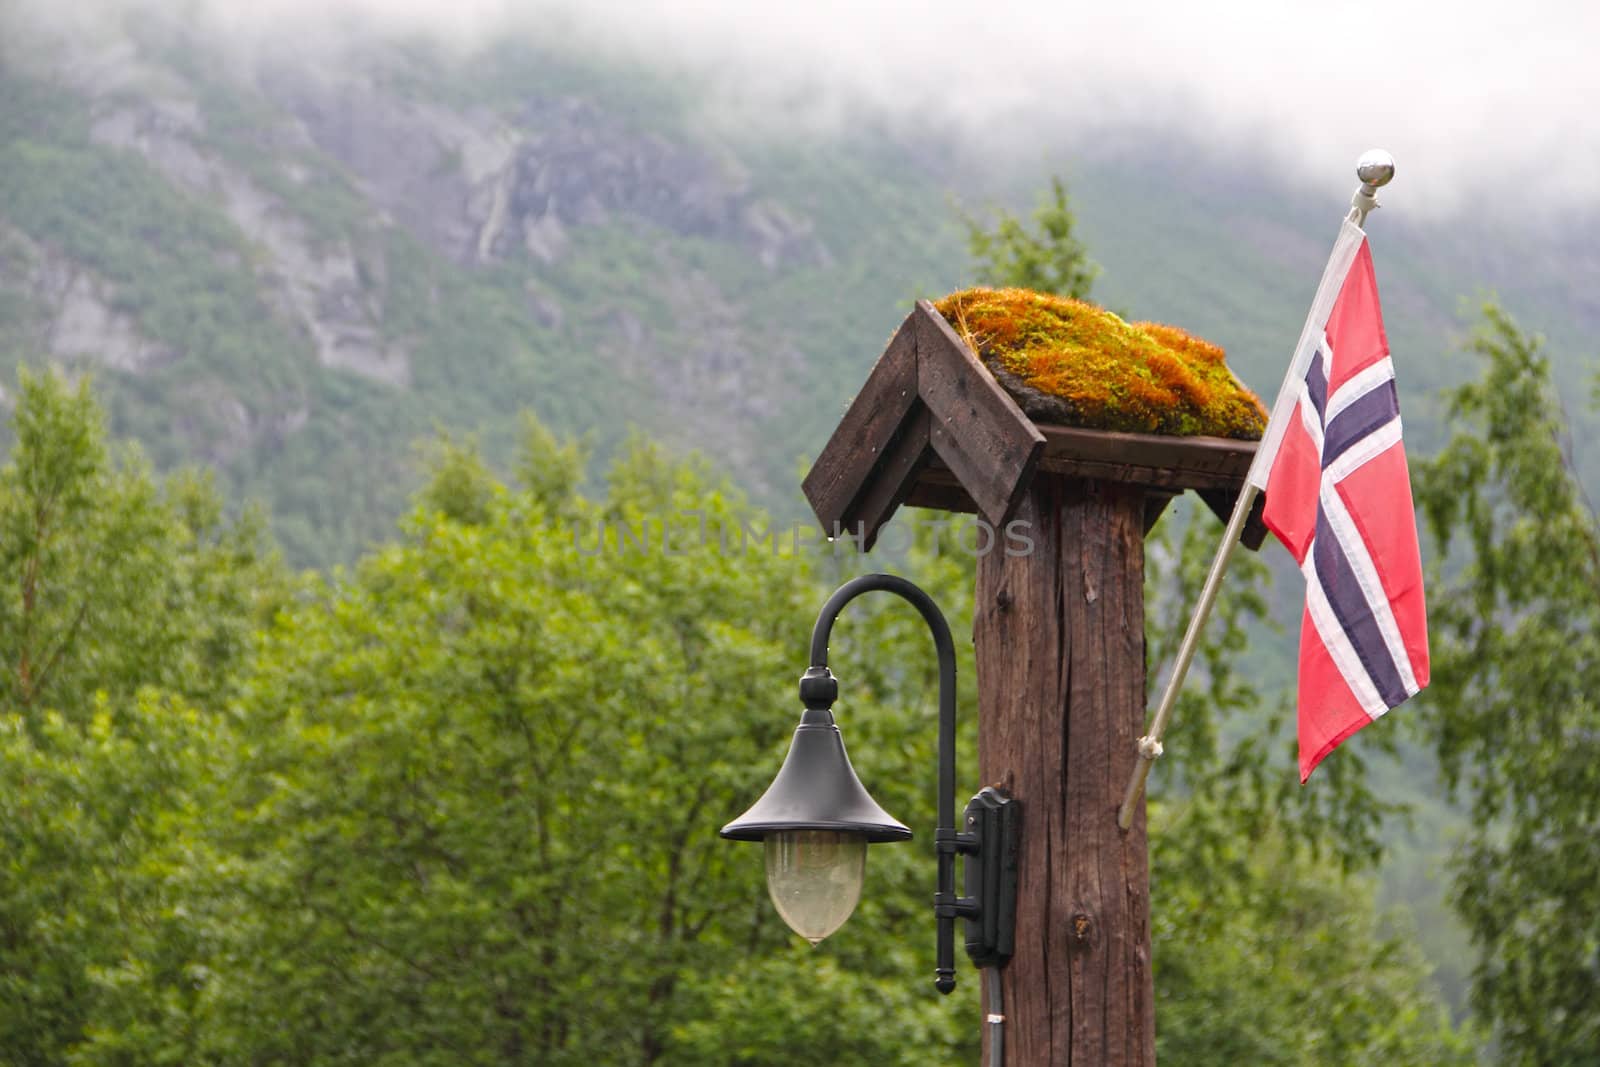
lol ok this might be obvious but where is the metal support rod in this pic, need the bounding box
[1117,482,1259,829]
[807,573,962,993]
[986,966,1006,1066]
[1116,150,1396,831]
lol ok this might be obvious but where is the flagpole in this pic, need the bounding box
[1116,150,1396,832]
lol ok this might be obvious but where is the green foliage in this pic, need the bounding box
[669,951,966,1067]
[414,430,499,525]
[515,412,589,514]
[0,367,285,715]
[0,693,222,1065]
[181,433,974,1064]
[1154,825,1475,1065]
[1414,302,1600,1062]
[960,176,1099,300]
[0,369,277,1064]
[0,372,1473,1063]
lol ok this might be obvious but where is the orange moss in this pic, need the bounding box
[934,287,1266,439]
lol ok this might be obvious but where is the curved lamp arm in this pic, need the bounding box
[806,574,963,993]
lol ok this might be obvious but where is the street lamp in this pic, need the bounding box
[721,573,1020,994]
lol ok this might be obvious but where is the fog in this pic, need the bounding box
[9,0,1598,218]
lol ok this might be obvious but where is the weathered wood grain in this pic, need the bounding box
[1033,456,1244,491]
[915,300,1045,526]
[901,480,978,515]
[1038,424,1255,481]
[975,476,1155,1067]
[916,425,1257,494]
[801,314,919,531]
[908,421,1270,549]
[847,404,932,550]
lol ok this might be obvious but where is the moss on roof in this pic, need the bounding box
[935,287,1267,440]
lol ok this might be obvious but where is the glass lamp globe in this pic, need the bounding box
[764,830,867,944]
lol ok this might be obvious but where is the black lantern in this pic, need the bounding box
[720,663,910,944]
[722,573,1020,994]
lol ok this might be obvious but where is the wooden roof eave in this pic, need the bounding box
[803,300,1269,551]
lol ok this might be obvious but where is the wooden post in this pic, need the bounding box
[802,302,1264,1066]
[975,477,1154,1066]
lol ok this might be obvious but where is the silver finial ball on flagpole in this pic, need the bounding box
[1356,149,1396,188]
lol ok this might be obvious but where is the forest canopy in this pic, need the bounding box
[0,367,1477,1064]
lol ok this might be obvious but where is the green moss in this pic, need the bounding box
[935,287,1266,439]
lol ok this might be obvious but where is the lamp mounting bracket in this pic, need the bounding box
[956,786,1020,969]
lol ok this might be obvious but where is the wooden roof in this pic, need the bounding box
[803,300,1268,551]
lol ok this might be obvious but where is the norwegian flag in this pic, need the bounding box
[1247,222,1429,781]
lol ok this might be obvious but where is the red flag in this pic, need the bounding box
[1254,234,1429,781]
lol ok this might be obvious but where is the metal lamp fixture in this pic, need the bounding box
[721,573,1020,994]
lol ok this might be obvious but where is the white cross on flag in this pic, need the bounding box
[1247,220,1429,781]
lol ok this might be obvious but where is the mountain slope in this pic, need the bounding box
[2,11,1595,568]
[0,20,962,560]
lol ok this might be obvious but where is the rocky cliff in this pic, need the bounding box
[0,14,932,560]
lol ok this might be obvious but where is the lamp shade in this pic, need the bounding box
[721,715,911,842]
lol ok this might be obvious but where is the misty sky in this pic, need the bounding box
[16,0,1600,218]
